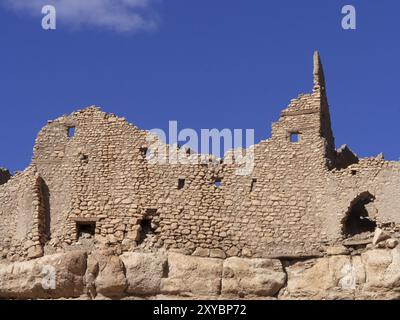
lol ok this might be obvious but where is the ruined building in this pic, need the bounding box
[1,51,399,266]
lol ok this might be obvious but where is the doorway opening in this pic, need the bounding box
[138,209,158,244]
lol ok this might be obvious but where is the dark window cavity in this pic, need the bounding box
[342,192,377,237]
[178,179,185,190]
[214,178,222,188]
[76,221,96,240]
[250,179,257,192]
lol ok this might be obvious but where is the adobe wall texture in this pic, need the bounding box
[1,52,399,263]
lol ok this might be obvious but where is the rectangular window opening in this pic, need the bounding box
[140,147,148,158]
[250,179,257,192]
[80,154,89,163]
[76,221,95,240]
[290,132,300,143]
[214,178,222,188]
[67,126,76,138]
[178,179,185,190]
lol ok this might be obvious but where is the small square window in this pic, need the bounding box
[214,178,222,188]
[140,147,148,157]
[178,179,185,190]
[67,126,76,138]
[290,132,300,143]
[80,154,89,164]
[76,221,95,240]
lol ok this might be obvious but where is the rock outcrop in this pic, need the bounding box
[120,251,167,296]
[280,248,400,300]
[0,247,399,300]
[222,257,286,298]
[160,252,223,297]
[86,249,127,298]
[0,251,87,299]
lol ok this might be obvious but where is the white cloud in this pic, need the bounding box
[3,0,160,32]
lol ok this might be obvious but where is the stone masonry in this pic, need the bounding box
[1,52,400,265]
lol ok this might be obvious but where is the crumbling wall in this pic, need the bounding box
[24,83,336,259]
[0,166,44,261]
[320,159,400,241]
[1,52,400,263]
[32,108,152,252]
[25,83,335,259]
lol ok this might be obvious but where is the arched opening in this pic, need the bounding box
[342,192,377,238]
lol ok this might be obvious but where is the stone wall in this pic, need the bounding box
[1,52,400,263]
[320,159,400,241]
[0,166,41,260]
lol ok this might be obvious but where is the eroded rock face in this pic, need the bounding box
[160,252,223,297]
[87,250,127,298]
[120,251,167,296]
[0,251,87,299]
[222,257,286,297]
[282,255,362,299]
[361,249,400,294]
[1,248,400,300]
[281,248,400,300]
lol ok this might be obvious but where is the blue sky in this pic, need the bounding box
[0,0,399,172]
